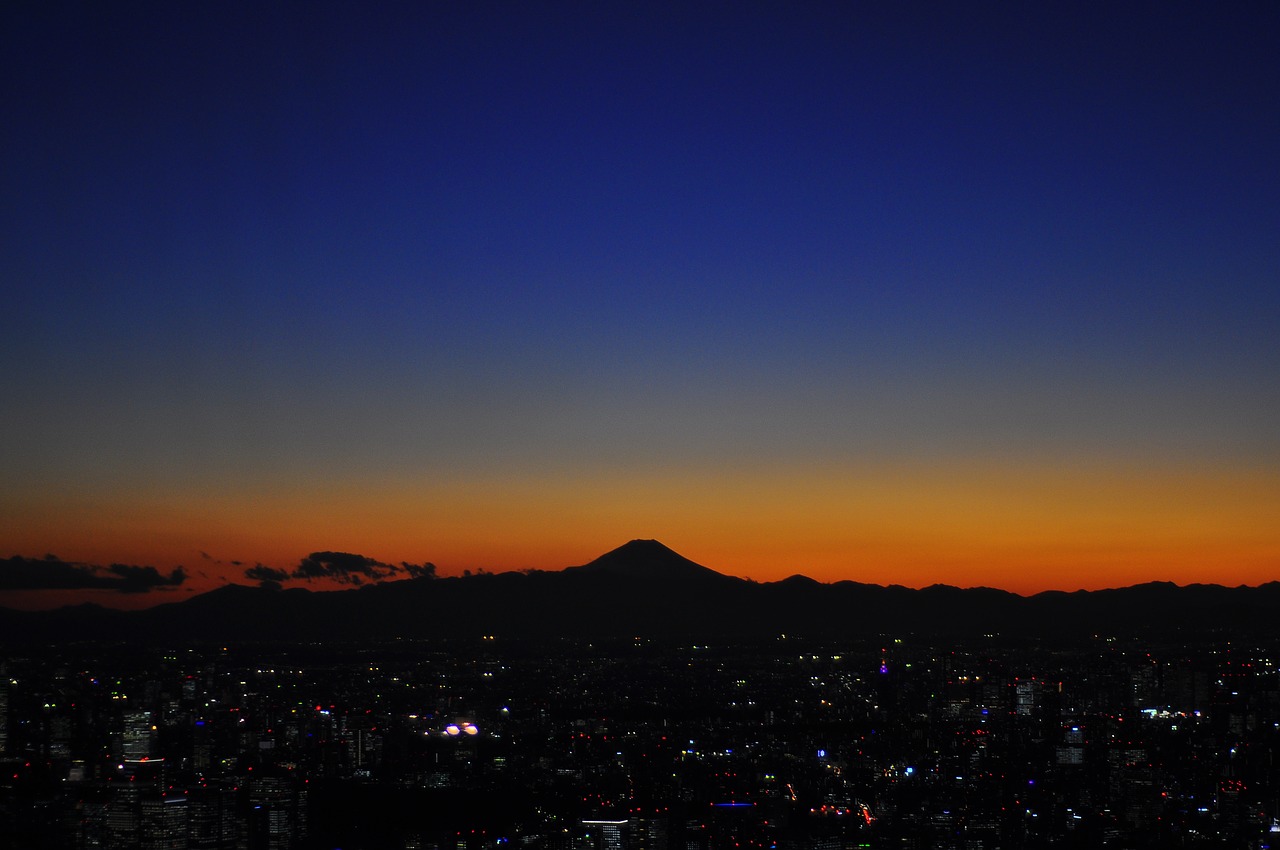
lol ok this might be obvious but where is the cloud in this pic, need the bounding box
[291,552,402,584]
[244,556,436,587]
[402,561,437,579]
[0,556,188,593]
[107,564,188,593]
[244,564,290,585]
[3,551,439,597]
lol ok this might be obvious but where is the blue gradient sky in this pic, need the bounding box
[3,2,1278,601]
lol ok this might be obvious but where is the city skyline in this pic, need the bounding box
[8,630,1275,848]
[3,3,1278,605]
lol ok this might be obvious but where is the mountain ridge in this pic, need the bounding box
[3,540,1279,642]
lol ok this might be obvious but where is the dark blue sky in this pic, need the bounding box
[3,2,1278,594]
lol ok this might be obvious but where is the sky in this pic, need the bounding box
[2,2,1278,607]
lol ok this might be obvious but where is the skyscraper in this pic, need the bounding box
[122,709,156,760]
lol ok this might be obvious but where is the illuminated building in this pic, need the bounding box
[1015,680,1036,716]
[140,795,187,850]
[188,782,238,849]
[582,818,626,850]
[122,709,156,760]
[106,783,141,848]
[627,815,668,850]
[0,662,7,754]
[119,757,166,789]
[247,775,307,850]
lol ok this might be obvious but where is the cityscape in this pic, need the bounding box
[3,629,1280,849]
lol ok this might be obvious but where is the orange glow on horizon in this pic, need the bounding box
[3,457,1278,608]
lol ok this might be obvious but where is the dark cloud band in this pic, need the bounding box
[0,556,186,593]
[243,553,436,586]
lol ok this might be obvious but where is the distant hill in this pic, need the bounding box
[2,541,1279,643]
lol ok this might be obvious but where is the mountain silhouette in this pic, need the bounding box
[4,541,1280,642]
[566,539,729,582]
